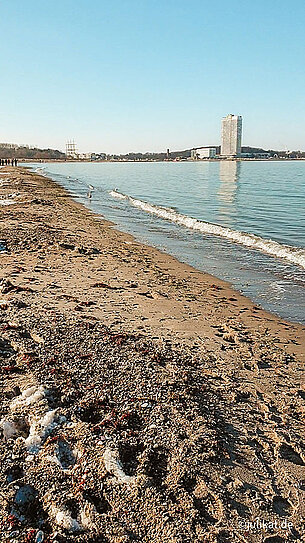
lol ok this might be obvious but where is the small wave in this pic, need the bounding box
[109,190,305,270]
[33,167,47,176]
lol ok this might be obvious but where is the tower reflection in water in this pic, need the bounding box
[217,160,241,225]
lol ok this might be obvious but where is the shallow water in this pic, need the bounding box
[25,161,305,323]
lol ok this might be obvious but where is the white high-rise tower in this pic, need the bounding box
[221,114,242,156]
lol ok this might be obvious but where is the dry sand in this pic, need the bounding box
[0,167,304,543]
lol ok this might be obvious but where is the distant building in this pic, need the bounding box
[191,146,217,159]
[78,153,92,160]
[221,114,242,157]
[65,141,92,160]
[241,151,270,159]
[66,140,78,158]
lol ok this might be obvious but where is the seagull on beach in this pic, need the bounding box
[87,184,95,199]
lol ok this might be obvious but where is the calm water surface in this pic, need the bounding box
[26,161,305,323]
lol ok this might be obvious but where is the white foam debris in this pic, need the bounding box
[0,199,16,206]
[52,507,81,532]
[10,386,46,411]
[0,192,18,205]
[25,434,42,453]
[40,410,58,432]
[103,448,136,485]
[25,410,58,453]
[6,387,59,453]
[0,419,17,440]
[46,454,63,469]
[80,503,98,531]
[0,192,17,197]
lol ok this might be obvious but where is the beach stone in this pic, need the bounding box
[13,484,38,517]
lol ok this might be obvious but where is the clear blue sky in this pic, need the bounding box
[0,0,304,153]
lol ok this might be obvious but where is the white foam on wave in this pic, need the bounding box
[33,167,47,176]
[109,190,305,270]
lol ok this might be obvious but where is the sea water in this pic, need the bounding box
[25,161,305,323]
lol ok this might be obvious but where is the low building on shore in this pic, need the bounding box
[191,146,217,160]
[241,151,271,159]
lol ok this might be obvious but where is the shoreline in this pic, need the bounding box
[20,157,305,163]
[23,161,305,327]
[8,166,305,351]
[0,167,304,542]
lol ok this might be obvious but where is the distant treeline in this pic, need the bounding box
[100,147,305,160]
[242,146,305,158]
[0,145,65,160]
[105,149,192,161]
[0,144,304,161]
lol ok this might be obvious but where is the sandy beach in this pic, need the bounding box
[0,166,304,543]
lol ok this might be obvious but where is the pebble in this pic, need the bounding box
[25,455,35,462]
[9,532,19,540]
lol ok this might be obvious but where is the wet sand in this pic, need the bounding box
[0,167,304,543]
